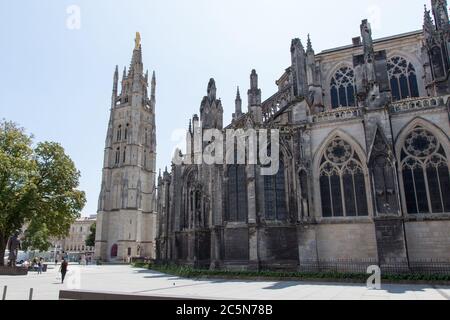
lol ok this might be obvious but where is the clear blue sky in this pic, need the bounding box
[0,0,427,216]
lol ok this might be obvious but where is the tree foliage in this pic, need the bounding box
[85,222,96,247]
[0,120,86,265]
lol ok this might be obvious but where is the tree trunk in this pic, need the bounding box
[0,232,7,267]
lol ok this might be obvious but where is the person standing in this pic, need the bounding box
[59,258,68,284]
[37,258,42,274]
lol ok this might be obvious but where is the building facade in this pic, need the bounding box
[95,33,158,261]
[156,1,450,272]
[54,216,97,254]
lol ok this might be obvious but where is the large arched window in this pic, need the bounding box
[226,164,247,222]
[400,126,450,214]
[264,160,287,220]
[181,172,204,229]
[319,137,369,217]
[387,56,419,101]
[330,66,356,109]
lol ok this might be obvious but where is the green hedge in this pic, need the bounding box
[131,263,450,283]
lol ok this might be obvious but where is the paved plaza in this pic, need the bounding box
[1,265,450,300]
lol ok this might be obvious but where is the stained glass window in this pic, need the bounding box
[400,126,450,214]
[226,164,248,222]
[387,56,419,101]
[264,161,287,220]
[319,137,369,217]
[330,67,357,109]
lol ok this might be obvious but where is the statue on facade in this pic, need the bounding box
[7,231,21,267]
[135,31,141,49]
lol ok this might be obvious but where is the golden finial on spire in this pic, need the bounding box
[135,32,141,49]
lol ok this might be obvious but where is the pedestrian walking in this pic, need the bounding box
[37,258,42,274]
[59,258,68,284]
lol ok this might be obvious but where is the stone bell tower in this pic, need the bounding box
[95,33,157,261]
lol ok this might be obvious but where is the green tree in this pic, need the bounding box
[85,222,96,247]
[0,120,86,265]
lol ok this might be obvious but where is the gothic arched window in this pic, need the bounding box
[181,172,200,230]
[226,164,248,222]
[387,56,419,101]
[264,160,287,220]
[117,125,122,141]
[124,124,129,140]
[123,147,126,163]
[431,46,446,79]
[400,126,450,214]
[319,137,369,217]
[330,67,356,109]
[115,147,120,165]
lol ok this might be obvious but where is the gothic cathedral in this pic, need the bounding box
[156,1,450,272]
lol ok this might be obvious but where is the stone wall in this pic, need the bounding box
[315,222,378,260]
[405,220,450,261]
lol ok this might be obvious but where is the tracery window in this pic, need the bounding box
[387,56,419,101]
[226,164,247,222]
[330,67,356,108]
[181,173,203,230]
[319,137,369,217]
[400,126,450,214]
[264,160,287,220]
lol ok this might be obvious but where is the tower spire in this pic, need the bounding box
[424,4,434,33]
[129,32,143,78]
[247,70,262,124]
[111,65,119,108]
[291,38,308,97]
[207,78,217,100]
[233,86,242,121]
[431,0,449,31]
[96,31,157,262]
[307,34,313,53]
[151,71,156,104]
